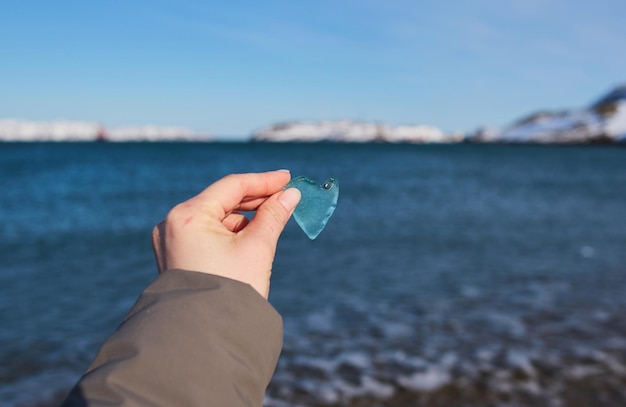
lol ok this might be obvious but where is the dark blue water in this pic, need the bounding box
[1,142,625,406]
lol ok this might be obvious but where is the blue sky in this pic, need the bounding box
[1,0,625,138]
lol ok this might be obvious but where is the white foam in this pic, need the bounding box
[315,384,340,403]
[380,321,414,339]
[292,356,336,373]
[271,275,626,406]
[566,365,603,379]
[486,312,527,337]
[359,376,395,398]
[506,349,536,376]
[398,367,451,392]
[476,347,498,362]
[305,308,334,332]
[332,375,395,400]
[390,350,429,369]
[338,352,371,369]
[439,352,458,368]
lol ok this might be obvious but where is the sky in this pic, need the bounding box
[1,0,625,139]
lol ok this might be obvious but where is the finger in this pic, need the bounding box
[243,187,301,244]
[235,196,271,212]
[197,171,291,219]
[222,213,250,232]
[151,221,166,274]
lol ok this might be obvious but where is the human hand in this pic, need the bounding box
[152,170,301,299]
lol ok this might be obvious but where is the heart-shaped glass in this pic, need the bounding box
[284,176,339,239]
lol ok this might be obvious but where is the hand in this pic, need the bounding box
[152,170,301,299]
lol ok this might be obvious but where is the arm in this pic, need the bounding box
[61,171,301,407]
[62,270,282,406]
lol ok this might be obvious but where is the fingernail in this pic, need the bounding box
[278,188,301,211]
[276,169,290,173]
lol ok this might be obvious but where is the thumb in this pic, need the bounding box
[245,188,301,244]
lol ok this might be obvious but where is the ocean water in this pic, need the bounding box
[1,142,625,406]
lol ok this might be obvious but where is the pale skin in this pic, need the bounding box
[152,170,301,299]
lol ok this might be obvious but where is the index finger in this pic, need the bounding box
[197,170,291,219]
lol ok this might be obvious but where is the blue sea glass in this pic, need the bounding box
[284,176,339,240]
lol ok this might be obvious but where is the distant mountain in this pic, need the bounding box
[254,85,626,144]
[471,85,626,143]
[4,85,625,143]
[252,120,462,143]
[0,120,209,142]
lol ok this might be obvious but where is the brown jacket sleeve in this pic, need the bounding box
[61,269,283,407]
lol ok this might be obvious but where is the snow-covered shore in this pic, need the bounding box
[471,87,626,144]
[253,85,626,144]
[252,120,462,143]
[0,120,209,142]
[3,85,626,143]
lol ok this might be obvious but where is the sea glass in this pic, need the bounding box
[284,176,339,240]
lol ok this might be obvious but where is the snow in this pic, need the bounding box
[107,125,205,141]
[253,87,626,144]
[602,101,626,140]
[252,120,457,143]
[4,85,626,143]
[0,119,208,142]
[0,119,101,141]
[494,110,602,143]
[486,98,626,143]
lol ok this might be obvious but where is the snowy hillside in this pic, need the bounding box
[252,120,460,143]
[473,85,626,143]
[254,86,626,144]
[3,85,625,143]
[0,120,209,142]
[107,126,206,142]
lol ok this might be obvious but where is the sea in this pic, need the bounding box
[1,142,625,407]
